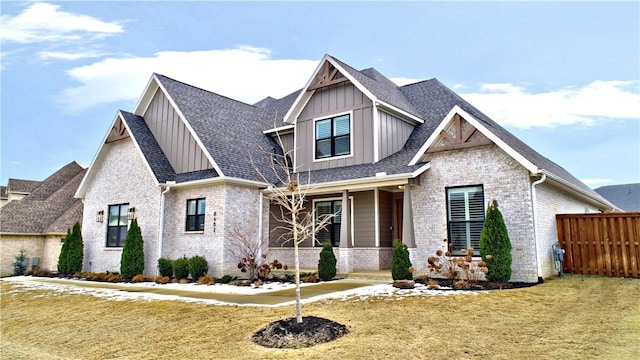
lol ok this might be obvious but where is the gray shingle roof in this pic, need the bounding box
[0,162,86,233]
[7,179,42,194]
[155,74,281,184]
[595,184,640,212]
[121,56,610,209]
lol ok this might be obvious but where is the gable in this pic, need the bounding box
[428,113,492,153]
[143,89,213,174]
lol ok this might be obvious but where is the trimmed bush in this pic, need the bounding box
[157,258,173,278]
[188,255,209,280]
[317,243,337,281]
[391,241,413,280]
[120,219,144,279]
[480,200,512,282]
[58,222,84,275]
[173,256,190,280]
[13,248,28,276]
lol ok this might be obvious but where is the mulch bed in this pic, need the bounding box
[252,316,349,348]
[415,277,538,290]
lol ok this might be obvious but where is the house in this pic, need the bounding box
[595,183,640,212]
[75,55,616,283]
[0,162,86,277]
[0,178,42,207]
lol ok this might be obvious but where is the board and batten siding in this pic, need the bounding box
[295,82,374,171]
[144,89,213,173]
[378,110,415,161]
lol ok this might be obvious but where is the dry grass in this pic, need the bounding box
[1,275,639,359]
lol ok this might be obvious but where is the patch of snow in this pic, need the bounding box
[1,276,484,307]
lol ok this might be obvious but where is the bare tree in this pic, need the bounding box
[252,130,334,324]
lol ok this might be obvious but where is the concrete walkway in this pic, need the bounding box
[4,276,388,306]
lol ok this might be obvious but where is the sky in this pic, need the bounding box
[1,1,639,188]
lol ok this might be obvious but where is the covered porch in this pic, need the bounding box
[266,177,420,273]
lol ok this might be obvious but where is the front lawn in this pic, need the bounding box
[1,275,638,359]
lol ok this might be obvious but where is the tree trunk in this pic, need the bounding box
[293,193,303,324]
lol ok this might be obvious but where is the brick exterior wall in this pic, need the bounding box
[0,235,63,276]
[534,182,598,278]
[411,144,539,282]
[81,138,162,275]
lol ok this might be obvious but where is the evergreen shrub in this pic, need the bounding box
[173,256,190,280]
[317,243,337,281]
[391,241,413,280]
[120,219,144,279]
[188,255,209,280]
[157,258,173,278]
[480,200,512,282]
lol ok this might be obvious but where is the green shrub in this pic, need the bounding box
[317,243,337,281]
[188,255,209,280]
[157,258,173,278]
[173,256,190,280]
[391,241,413,280]
[13,248,28,276]
[57,222,84,275]
[120,219,144,279]
[214,275,237,284]
[480,200,512,282]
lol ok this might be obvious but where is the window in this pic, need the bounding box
[186,198,206,231]
[106,204,129,247]
[447,185,485,255]
[315,200,342,246]
[315,114,350,159]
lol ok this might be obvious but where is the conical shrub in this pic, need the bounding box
[318,243,337,280]
[480,200,512,282]
[120,219,144,279]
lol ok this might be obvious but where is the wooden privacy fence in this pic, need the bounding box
[556,213,640,278]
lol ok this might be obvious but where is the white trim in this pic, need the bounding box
[133,74,159,116]
[373,104,380,163]
[311,196,354,247]
[263,163,431,197]
[375,101,424,124]
[263,124,294,135]
[408,105,539,174]
[374,188,380,247]
[539,170,617,211]
[312,110,354,163]
[284,55,378,124]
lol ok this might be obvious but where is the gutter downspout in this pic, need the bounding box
[531,173,546,283]
[258,189,265,259]
[158,181,175,273]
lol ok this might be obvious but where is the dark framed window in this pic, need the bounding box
[446,185,485,255]
[315,200,342,246]
[106,204,129,247]
[186,198,206,231]
[315,114,350,159]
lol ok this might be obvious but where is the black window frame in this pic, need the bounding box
[315,114,351,159]
[106,203,129,248]
[446,185,485,255]
[185,198,206,232]
[314,200,342,247]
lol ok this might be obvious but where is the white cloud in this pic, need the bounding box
[460,81,640,128]
[56,47,318,113]
[0,2,123,43]
[391,77,423,86]
[38,51,105,61]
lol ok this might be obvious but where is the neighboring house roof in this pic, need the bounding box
[0,162,86,234]
[7,178,42,194]
[595,184,640,212]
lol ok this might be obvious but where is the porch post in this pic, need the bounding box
[402,185,416,248]
[339,190,352,248]
[338,190,353,273]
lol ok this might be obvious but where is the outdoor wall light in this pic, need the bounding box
[96,210,104,223]
[128,207,136,220]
